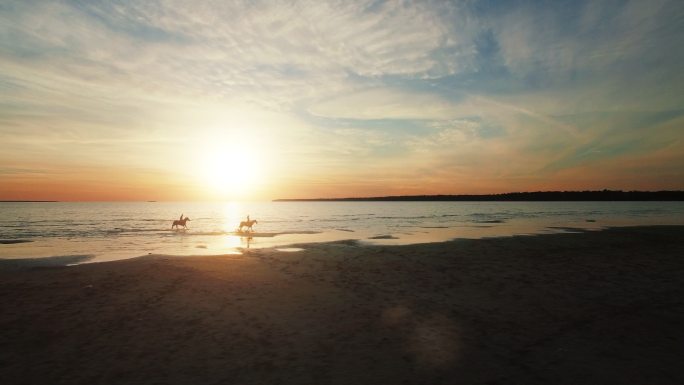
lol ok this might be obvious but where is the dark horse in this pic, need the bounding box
[172,214,190,229]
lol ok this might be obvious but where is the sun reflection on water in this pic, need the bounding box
[221,201,244,233]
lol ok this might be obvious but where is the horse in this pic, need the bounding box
[172,214,190,229]
[238,219,257,232]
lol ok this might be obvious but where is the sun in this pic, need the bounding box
[200,146,261,197]
[192,122,274,199]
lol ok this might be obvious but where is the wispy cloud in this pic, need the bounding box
[1,0,683,199]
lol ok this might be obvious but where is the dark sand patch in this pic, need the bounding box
[327,239,361,247]
[0,239,33,244]
[368,235,400,240]
[1,226,684,384]
[0,254,94,269]
[548,226,593,233]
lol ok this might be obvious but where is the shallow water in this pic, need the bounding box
[1,201,683,263]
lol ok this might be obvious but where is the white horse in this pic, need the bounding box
[238,219,257,232]
[172,214,190,229]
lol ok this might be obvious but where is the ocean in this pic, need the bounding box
[1,201,683,263]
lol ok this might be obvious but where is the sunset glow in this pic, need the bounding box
[1,1,683,201]
[199,145,262,198]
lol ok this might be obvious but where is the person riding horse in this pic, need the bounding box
[172,214,190,229]
[239,214,257,232]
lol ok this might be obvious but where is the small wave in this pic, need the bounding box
[302,218,341,223]
[167,230,323,238]
[332,213,377,217]
[375,215,432,219]
[104,228,167,234]
[178,231,229,236]
[97,218,168,223]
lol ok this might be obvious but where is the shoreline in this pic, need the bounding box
[0,223,657,266]
[2,225,684,384]
[3,201,683,265]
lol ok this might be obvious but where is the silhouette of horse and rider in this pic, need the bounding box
[238,215,258,232]
[171,214,190,229]
[171,213,257,232]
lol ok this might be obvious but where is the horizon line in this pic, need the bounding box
[3,190,684,203]
[274,190,684,202]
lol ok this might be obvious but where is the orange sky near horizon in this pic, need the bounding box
[3,145,682,201]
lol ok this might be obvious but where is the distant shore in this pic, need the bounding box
[1,225,683,384]
[275,190,684,201]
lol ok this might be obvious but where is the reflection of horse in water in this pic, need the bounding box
[241,234,253,249]
[172,214,190,229]
[238,219,257,232]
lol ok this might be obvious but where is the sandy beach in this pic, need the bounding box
[1,226,683,384]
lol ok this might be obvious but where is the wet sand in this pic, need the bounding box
[1,226,683,384]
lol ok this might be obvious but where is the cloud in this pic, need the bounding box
[1,0,683,198]
[307,87,462,120]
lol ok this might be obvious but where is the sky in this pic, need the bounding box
[1,0,683,201]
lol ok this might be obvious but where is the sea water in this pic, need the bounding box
[1,201,683,263]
